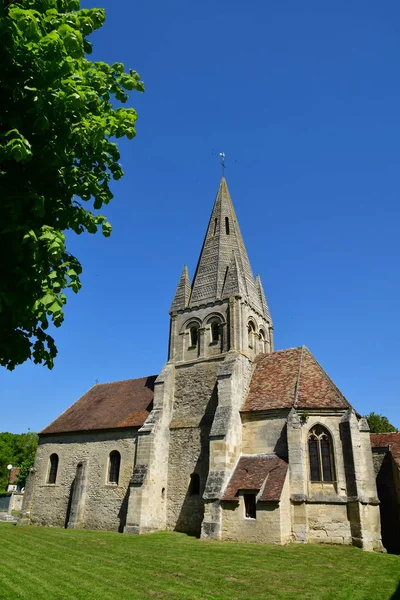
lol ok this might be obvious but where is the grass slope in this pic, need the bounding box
[0,524,399,600]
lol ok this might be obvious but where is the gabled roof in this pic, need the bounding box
[371,432,400,468]
[40,376,156,435]
[242,346,351,413]
[222,455,288,502]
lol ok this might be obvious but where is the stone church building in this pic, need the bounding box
[21,178,400,552]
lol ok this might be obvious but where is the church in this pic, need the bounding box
[21,177,400,552]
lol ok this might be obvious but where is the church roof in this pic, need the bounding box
[242,346,352,413]
[188,178,269,318]
[222,455,288,502]
[40,376,156,435]
[371,432,400,468]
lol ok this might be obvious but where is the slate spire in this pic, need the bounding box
[170,265,191,312]
[189,177,261,310]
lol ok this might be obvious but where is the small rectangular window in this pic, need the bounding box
[244,494,256,519]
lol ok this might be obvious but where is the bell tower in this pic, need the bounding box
[168,177,273,363]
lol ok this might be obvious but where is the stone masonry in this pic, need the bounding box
[23,176,391,551]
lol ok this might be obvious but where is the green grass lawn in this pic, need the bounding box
[0,524,399,600]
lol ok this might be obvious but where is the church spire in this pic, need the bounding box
[170,265,191,312]
[189,177,261,310]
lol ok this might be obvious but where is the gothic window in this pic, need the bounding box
[211,322,219,343]
[47,453,59,484]
[225,217,230,235]
[308,425,335,482]
[108,450,121,485]
[190,326,198,347]
[244,493,256,519]
[189,473,200,496]
[247,321,256,349]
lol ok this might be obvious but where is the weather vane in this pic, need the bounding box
[219,152,226,177]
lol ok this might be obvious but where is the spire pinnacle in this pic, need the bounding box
[255,274,272,323]
[221,252,246,298]
[170,265,191,313]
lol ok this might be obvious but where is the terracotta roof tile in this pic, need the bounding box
[371,432,400,467]
[222,455,288,502]
[41,376,156,435]
[242,346,351,413]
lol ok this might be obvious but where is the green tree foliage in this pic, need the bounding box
[0,0,144,370]
[364,412,398,434]
[0,432,38,491]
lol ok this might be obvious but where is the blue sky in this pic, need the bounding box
[2,0,400,433]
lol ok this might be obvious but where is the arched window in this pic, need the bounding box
[211,322,219,343]
[308,425,335,482]
[190,326,198,347]
[225,217,230,235]
[247,321,256,348]
[188,472,200,496]
[108,450,121,485]
[259,329,266,353]
[47,453,59,484]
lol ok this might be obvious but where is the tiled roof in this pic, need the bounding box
[41,376,156,435]
[242,346,351,413]
[221,455,288,502]
[371,432,400,467]
[8,467,20,485]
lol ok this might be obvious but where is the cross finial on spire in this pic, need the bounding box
[219,152,226,177]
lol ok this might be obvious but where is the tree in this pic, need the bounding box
[364,412,398,434]
[0,431,39,490]
[0,0,144,370]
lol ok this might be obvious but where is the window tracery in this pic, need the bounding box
[308,425,335,482]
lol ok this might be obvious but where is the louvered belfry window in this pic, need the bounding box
[308,425,335,482]
[108,451,121,485]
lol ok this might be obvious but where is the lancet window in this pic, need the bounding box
[308,425,335,482]
[190,326,198,347]
[47,453,59,484]
[210,322,220,343]
[108,450,121,485]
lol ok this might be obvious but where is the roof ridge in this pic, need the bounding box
[371,432,400,436]
[293,345,305,408]
[303,348,351,408]
[257,346,303,359]
[94,374,158,386]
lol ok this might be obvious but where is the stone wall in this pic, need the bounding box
[167,360,219,534]
[373,449,400,551]
[307,503,352,545]
[27,429,138,531]
[241,414,288,457]
[220,474,291,544]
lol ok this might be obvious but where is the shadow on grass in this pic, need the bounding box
[390,582,400,600]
